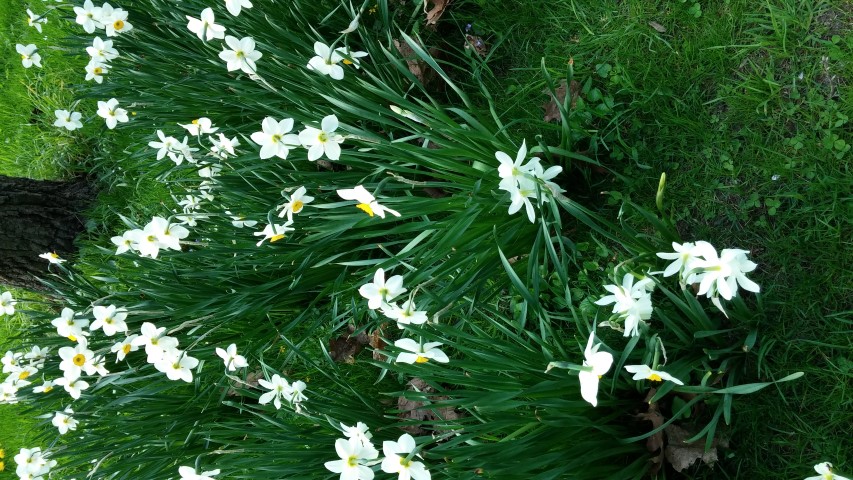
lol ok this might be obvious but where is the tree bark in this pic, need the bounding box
[0,175,95,290]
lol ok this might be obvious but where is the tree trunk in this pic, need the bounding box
[0,175,95,290]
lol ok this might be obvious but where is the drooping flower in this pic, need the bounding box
[226,211,257,228]
[51,408,78,435]
[594,273,654,337]
[216,344,248,371]
[691,242,760,301]
[33,379,56,394]
[179,117,218,136]
[187,8,226,41]
[341,422,373,446]
[624,364,684,385]
[578,331,613,407]
[254,222,294,246]
[394,338,449,364]
[504,182,538,223]
[210,133,240,159]
[24,346,49,369]
[225,0,253,16]
[54,110,83,131]
[0,291,17,316]
[27,9,47,33]
[97,98,129,129]
[337,185,401,219]
[277,186,314,221]
[359,268,406,310]
[324,437,379,480]
[38,252,65,264]
[16,44,41,68]
[251,117,300,159]
[806,462,851,480]
[383,300,429,329]
[381,433,431,480]
[299,115,345,161]
[51,307,89,341]
[178,466,221,480]
[334,46,368,69]
[74,0,103,33]
[219,35,262,74]
[340,14,360,34]
[90,305,129,337]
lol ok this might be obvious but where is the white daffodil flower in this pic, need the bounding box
[254,222,294,246]
[505,182,538,223]
[383,299,429,329]
[85,59,109,83]
[225,0,253,16]
[389,105,423,123]
[394,338,449,364]
[24,346,49,369]
[110,334,139,362]
[38,252,65,264]
[179,117,218,136]
[51,307,89,341]
[807,462,851,480]
[33,379,56,394]
[624,364,684,385]
[219,35,262,74]
[496,140,535,186]
[155,349,199,382]
[27,9,47,33]
[594,273,654,337]
[149,130,180,160]
[111,230,136,254]
[97,98,129,129]
[226,211,257,228]
[656,241,703,280]
[341,422,373,447]
[90,305,129,337]
[359,268,406,310]
[578,332,613,407]
[337,185,401,219]
[101,4,132,36]
[1,291,17,316]
[55,376,90,399]
[2,350,22,373]
[692,242,760,301]
[179,466,221,480]
[187,8,226,41]
[74,0,103,33]
[52,408,78,435]
[251,117,300,159]
[210,133,240,159]
[334,46,368,69]
[299,114,345,160]
[132,322,180,363]
[57,342,97,378]
[216,343,248,371]
[87,37,119,63]
[307,42,345,80]
[527,157,565,197]
[54,110,83,131]
[277,186,314,221]
[14,447,57,478]
[258,374,291,410]
[324,437,379,480]
[16,43,41,69]
[381,433,431,480]
[340,14,360,34]
[146,216,189,251]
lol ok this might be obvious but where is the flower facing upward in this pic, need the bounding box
[394,338,449,364]
[359,268,406,310]
[299,115,345,161]
[178,466,221,480]
[186,8,226,41]
[337,186,401,219]
[254,222,294,246]
[806,462,851,480]
[97,98,129,129]
[85,59,109,83]
[381,433,432,480]
[74,0,103,33]
[38,252,65,264]
[87,37,119,63]
[219,35,262,74]
[51,308,89,341]
[54,110,83,131]
[57,342,97,378]
[278,186,314,221]
[0,291,17,316]
[257,374,291,410]
[251,117,300,159]
[215,343,248,371]
[307,42,345,80]
[51,408,78,435]
[578,332,613,407]
[324,437,379,480]
[16,44,41,69]
[383,300,429,329]
[624,364,684,385]
[594,273,654,337]
[101,4,132,36]
[90,305,129,337]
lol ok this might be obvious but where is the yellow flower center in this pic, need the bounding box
[105,317,114,324]
[271,134,282,143]
[20,54,27,60]
[72,354,86,366]
[343,59,354,65]
[347,455,359,467]
[49,252,59,259]
[19,370,31,380]
[824,473,834,480]
[122,344,132,354]
[270,234,285,243]
[236,50,245,59]
[192,119,200,125]
[399,457,412,467]
[356,203,374,217]
[42,385,53,393]
[113,19,124,30]
[68,334,77,342]
[94,67,103,75]
[648,373,663,382]
[292,200,304,213]
[317,132,329,143]
[415,355,430,363]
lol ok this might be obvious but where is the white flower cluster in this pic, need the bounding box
[657,241,760,301]
[594,273,654,338]
[13,447,57,479]
[110,216,190,259]
[359,268,449,365]
[74,1,132,83]
[1,343,48,404]
[325,424,432,480]
[495,140,565,223]
[257,373,308,412]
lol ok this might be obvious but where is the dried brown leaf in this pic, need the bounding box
[664,424,725,473]
[464,35,488,57]
[635,388,666,475]
[542,79,581,122]
[649,21,667,33]
[329,325,369,363]
[398,377,462,435]
[424,0,451,26]
[370,323,388,361]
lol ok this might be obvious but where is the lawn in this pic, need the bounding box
[1,0,850,478]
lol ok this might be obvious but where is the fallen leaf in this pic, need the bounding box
[226,369,263,396]
[635,388,666,475]
[370,323,388,361]
[329,325,369,363]
[649,21,667,33]
[424,0,451,26]
[393,39,433,85]
[542,79,581,122]
[664,424,728,472]
[397,377,461,435]
[464,34,488,57]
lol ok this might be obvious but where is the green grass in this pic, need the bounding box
[459,0,852,477]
